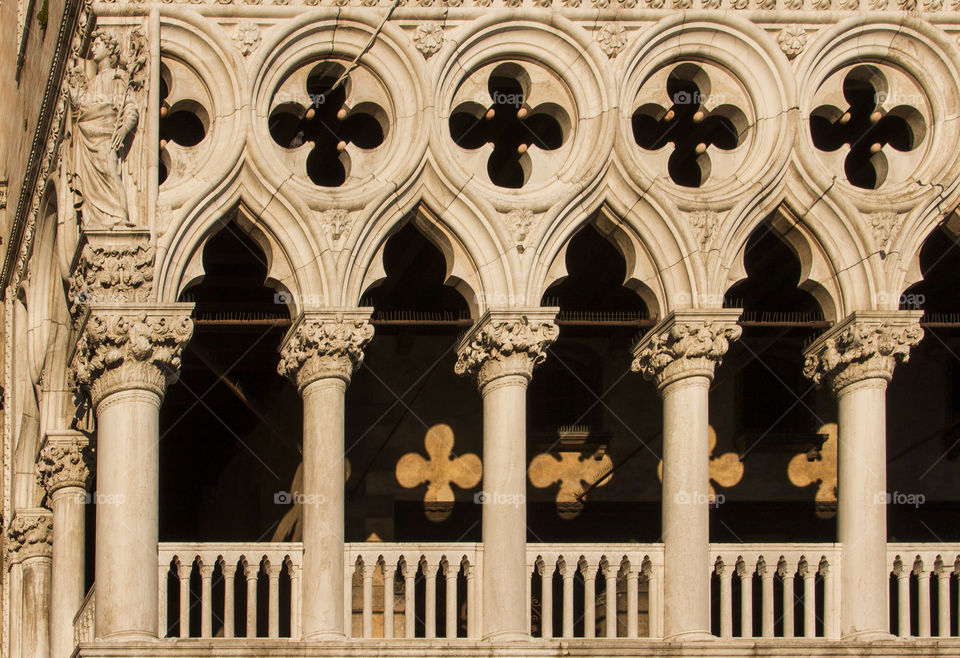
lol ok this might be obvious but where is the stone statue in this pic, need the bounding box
[67,29,146,229]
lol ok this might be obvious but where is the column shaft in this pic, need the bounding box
[301,377,347,639]
[95,389,161,639]
[50,488,86,658]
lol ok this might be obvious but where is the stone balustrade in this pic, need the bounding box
[888,544,960,638]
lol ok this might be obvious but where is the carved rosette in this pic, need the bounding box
[37,439,94,494]
[803,312,923,394]
[71,304,195,407]
[278,310,375,391]
[454,310,559,389]
[7,511,53,564]
[632,311,743,390]
[68,239,155,320]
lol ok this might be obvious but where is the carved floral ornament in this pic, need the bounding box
[71,306,195,406]
[7,512,53,563]
[803,314,923,393]
[454,312,559,389]
[68,240,155,319]
[632,312,743,390]
[278,312,375,390]
[37,439,95,493]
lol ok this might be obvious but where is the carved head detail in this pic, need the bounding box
[90,30,121,67]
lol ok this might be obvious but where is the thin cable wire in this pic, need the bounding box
[326,0,402,96]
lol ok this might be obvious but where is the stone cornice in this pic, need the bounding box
[7,509,53,564]
[802,311,924,394]
[454,308,559,390]
[70,303,195,407]
[37,432,94,494]
[631,309,743,391]
[278,308,375,391]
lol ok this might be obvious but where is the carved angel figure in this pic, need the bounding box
[67,30,143,229]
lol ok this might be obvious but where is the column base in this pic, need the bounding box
[482,630,530,643]
[663,630,715,642]
[842,630,896,642]
[99,630,159,642]
[304,631,347,641]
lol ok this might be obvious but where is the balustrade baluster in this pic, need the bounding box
[383,561,395,639]
[424,560,438,639]
[779,560,795,638]
[626,564,639,638]
[760,559,774,638]
[917,560,931,638]
[244,560,259,638]
[200,561,215,638]
[178,559,191,638]
[445,560,458,638]
[268,561,281,639]
[718,559,732,638]
[404,566,416,638]
[605,561,618,638]
[561,559,574,638]
[739,560,753,639]
[937,562,951,638]
[582,559,596,638]
[802,561,816,638]
[222,560,235,639]
[540,559,553,639]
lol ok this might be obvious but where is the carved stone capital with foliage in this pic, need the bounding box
[68,234,155,320]
[7,510,53,564]
[803,311,923,394]
[455,309,559,390]
[71,304,195,407]
[37,435,94,494]
[632,310,743,391]
[278,309,375,391]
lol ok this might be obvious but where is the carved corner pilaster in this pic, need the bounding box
[7,509,53,565]
[68,230,155,322]
[454,308,559,390]
[631,309,743,391]
[802,311,924,395]
[37,431,94,495]
[277,308,375,392]
[70,303,195,408]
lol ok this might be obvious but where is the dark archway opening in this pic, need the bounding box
[531,221,657,542]
[713,219,833,543]
[160,220,298,542]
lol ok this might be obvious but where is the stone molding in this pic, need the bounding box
[68,231,155,320]
[803,311,924,395]
[7,509,53,564]
[37,433,94,494]
[278,309,375,391]
[631,310,743,391]
[71,303,195,407]
[454,309,559,390]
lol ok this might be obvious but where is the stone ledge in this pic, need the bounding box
[77,637,960,658]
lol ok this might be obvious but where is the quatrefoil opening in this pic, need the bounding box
[449,62,571,189]
[268,62,389,187]
[158,60,211,186]
[810,65,926,190]
[632,64,748,188]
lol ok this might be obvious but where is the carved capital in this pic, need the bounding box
[37,434,94,494]
[631,310,743,391]
[454,309,559,390]
[71,304,195,407]
[803,311,923,394]
[7,510,53,564]
[68,231,154,321]
[278,309,374,391]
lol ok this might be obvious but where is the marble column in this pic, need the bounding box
[632,310,742,641]
[7,510,54,658]
[455,309,558,642]
[36,433,93,658]
[278,309,374,640]
[803,311,923,639]
[71,304,194,640]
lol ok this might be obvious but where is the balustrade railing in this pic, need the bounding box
[710,543,841,639]
[141,541,960,645]
[158,542,303,639]
[888,543,960,638]
[73,584,95,646]
[527,543,663,639]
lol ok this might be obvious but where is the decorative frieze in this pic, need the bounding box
[454,309,559,389]
[803,311,923,393]
[71,304,195,406]
[68,234,155,320]
[278,309,375,390]
[37,438,94,494]
[7,511,53,563]
[632,310,743,390]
